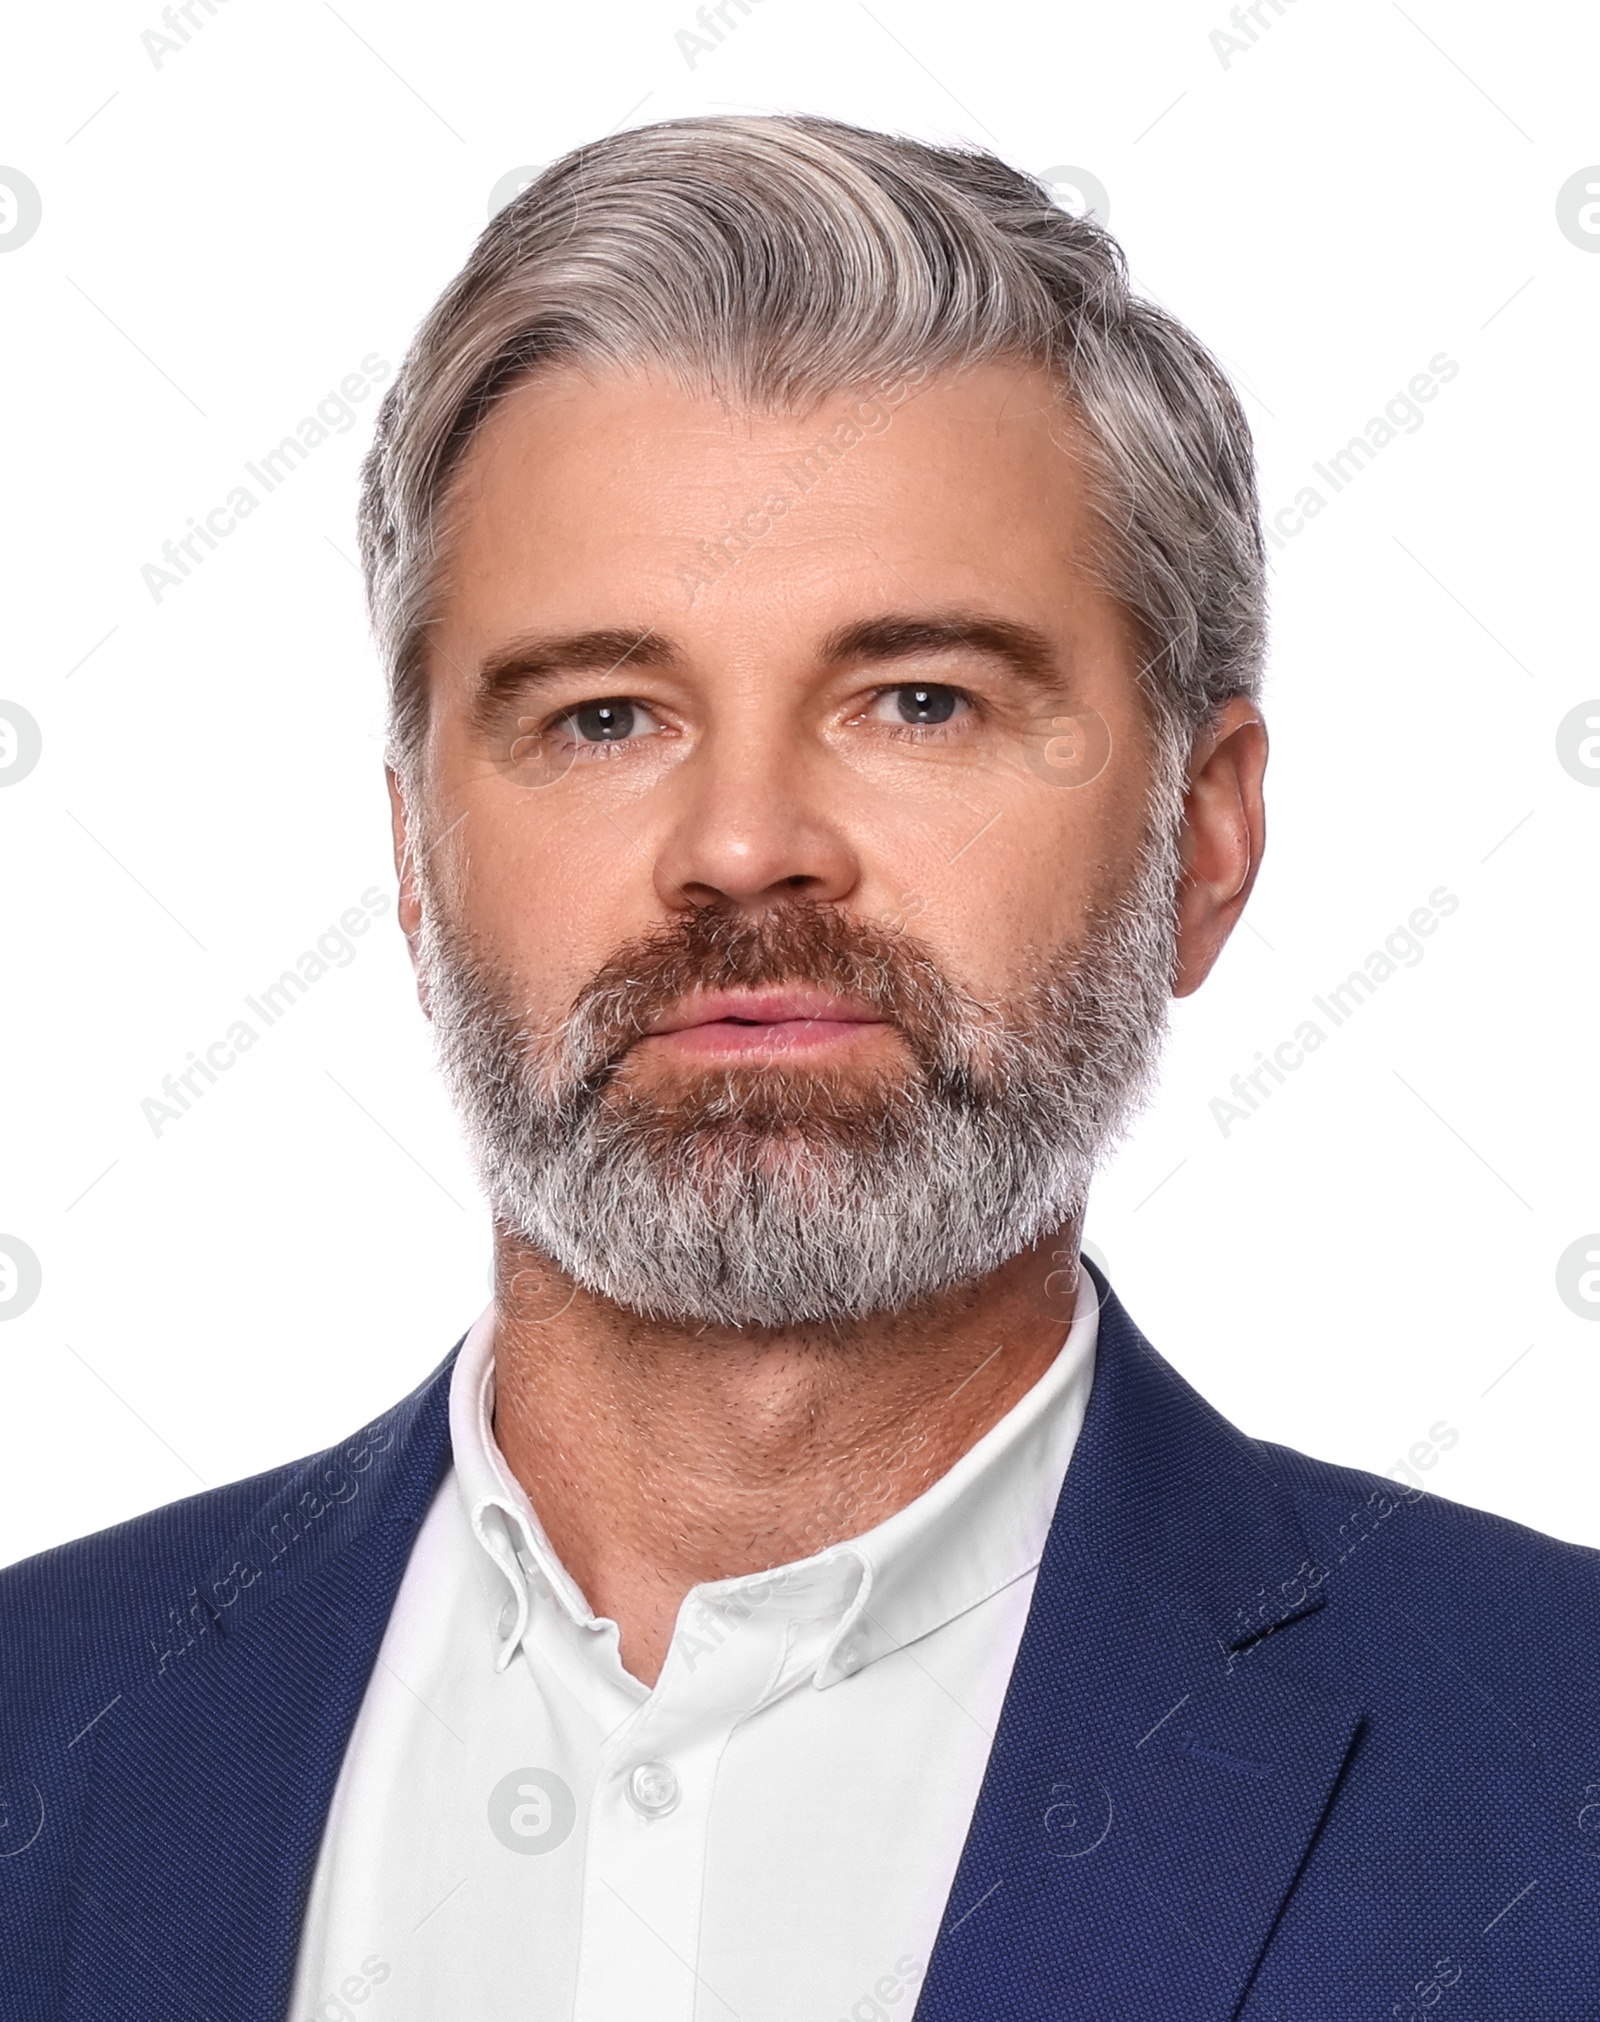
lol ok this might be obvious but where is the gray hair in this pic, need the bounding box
[358,112,1264,791]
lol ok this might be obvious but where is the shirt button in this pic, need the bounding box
[626,1761,681,1818]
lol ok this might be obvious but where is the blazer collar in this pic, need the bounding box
[914,1262,1365,2021]
[60,1347,459,2022]
[58,1271,1360,2021]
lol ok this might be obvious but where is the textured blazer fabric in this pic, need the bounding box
[3,1266,1597,2020]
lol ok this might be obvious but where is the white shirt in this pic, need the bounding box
[287,1273,1099,2022]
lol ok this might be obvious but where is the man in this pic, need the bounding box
[2,113,1595,2022]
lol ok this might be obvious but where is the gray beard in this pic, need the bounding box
[416,816,1182,1329]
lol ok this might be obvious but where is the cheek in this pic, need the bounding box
[881,796,1112,981]
[436,796,617,998]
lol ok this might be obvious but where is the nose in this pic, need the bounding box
[650,725,862,914]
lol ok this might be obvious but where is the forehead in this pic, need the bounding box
[429,358,1113,659]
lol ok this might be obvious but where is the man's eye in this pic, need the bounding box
[560,698,656,743]
[871,683,968,727]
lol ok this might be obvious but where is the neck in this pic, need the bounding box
[488,1224,1083,1685]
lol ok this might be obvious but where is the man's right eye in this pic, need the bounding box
[558,698,658,744]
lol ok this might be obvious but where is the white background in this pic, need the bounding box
[1,0,1596,1565]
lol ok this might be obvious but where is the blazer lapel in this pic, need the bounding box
[59,1354,456,2022]
[915,1270,1365,2022]
[54,1284,1356,2019]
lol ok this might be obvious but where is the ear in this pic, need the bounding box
[1171,698,1268,998]
[385,763,429,1009]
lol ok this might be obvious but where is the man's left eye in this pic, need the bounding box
[871,684,969,726]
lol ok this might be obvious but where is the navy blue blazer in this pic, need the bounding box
[3,1265,1598,2019]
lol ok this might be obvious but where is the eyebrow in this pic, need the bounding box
[816,612,1064,694]
[469,627,674,730]
[467,608,1066,729]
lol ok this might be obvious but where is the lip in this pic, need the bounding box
[639,988,890,1058]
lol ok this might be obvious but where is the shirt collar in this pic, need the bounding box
[449,1266,1099,1685]
[450,1307,597,1672]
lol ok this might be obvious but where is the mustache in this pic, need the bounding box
[555,901,986,1086]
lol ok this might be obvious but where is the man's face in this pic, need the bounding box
[393,359,1234,1326]
[415,358,1161,1025]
